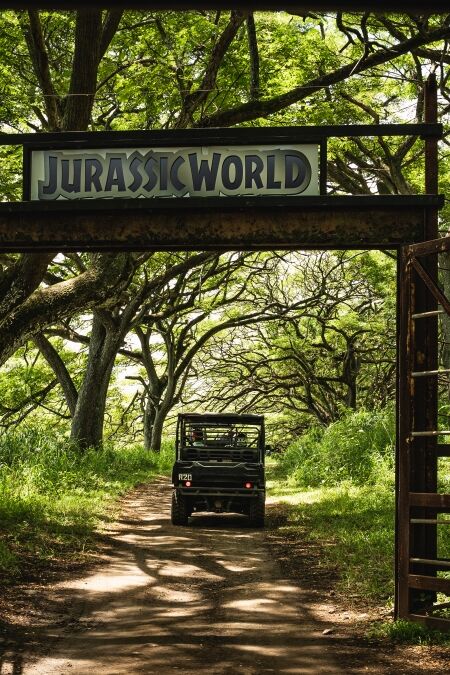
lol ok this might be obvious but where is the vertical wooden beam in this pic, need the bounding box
[397,248,413,617]
[423,72,439,502]
[418,75,438,590]
[396,75,440,618]
[425,74,439,215]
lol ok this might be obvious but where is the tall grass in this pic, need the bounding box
[368,619,450,646]
[269,406,450,610]
[268,479,395,603]
[275,407,395,487]
[0,429,173,578]
[267,408,396,603]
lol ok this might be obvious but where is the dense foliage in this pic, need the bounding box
[0,428,172,577]
[274,407,395,486]
[0,10,449,448]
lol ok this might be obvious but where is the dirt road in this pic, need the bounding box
[22,479,342,675]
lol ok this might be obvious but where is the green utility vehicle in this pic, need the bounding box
[171,413,266,527]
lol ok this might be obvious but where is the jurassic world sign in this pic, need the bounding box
[28,145,319,200]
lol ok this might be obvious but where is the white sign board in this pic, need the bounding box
[29,145,319,200]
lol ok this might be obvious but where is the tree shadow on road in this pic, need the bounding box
[2,479,446,675]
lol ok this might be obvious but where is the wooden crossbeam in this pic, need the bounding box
[409,493,450,508]
[408,574,450,594]
[410,257,450,315]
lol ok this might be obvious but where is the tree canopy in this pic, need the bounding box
[0,8,449,447]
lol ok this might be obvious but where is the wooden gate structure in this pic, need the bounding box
[0,3,448,628]
[399,236,450,629]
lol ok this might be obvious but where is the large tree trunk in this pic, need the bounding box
[0,11,124,369]
[62,10,102,130]
[70,311,120,449]
[143,399,156,451]
[343,342,360,410]
[150,405,170,453]
[148,383,176,452]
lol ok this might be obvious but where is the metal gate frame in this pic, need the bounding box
[397,236,450,629]
[396,75,450,629]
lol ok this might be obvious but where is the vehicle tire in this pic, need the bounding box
[171,491,189,526]
[248,493,265,528]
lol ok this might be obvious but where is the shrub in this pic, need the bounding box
[276,407,395,487]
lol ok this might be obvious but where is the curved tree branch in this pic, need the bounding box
[18,10,61,129]
[175,10,249,128]
[0,253,135,366]
[33,333,78,416]
[195,19,450,127]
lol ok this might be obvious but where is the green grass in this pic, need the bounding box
[0,429,174,580]
[368,619,450,646]
[267,474,450,647]
[267,476,396,604]
[274,407,395,487]
[268,406,450,607]
[268,471,450,608]
[266,407,450,646]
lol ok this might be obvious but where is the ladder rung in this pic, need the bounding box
[410,518,450,525]
[410,557,450,568]
[409,492,450,507]
[411,430,450,437]
[408,614,450,631]
[411,310,445,319]
[412,369,450,377]
[409,574,450,594]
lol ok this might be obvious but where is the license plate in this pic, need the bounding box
[178,473,192,481]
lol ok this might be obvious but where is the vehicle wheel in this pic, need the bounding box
[171,491,189,526]
[248,494,265,528]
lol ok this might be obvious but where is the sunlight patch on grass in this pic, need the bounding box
[268,474,396,605]
[0,431,173,579]
[368,619,450,646]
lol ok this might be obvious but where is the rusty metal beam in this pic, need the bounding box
[396,75,446,627]
[2,2,449,11]
[409,493,450,508]
[409,235,450,257]
[0,124,442,147]
[0,196,438,252]
[397,249,412,619]
[413,73,439,608]
[410,257,450,315]
[409,575,450,594]
[409,614,450,632]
